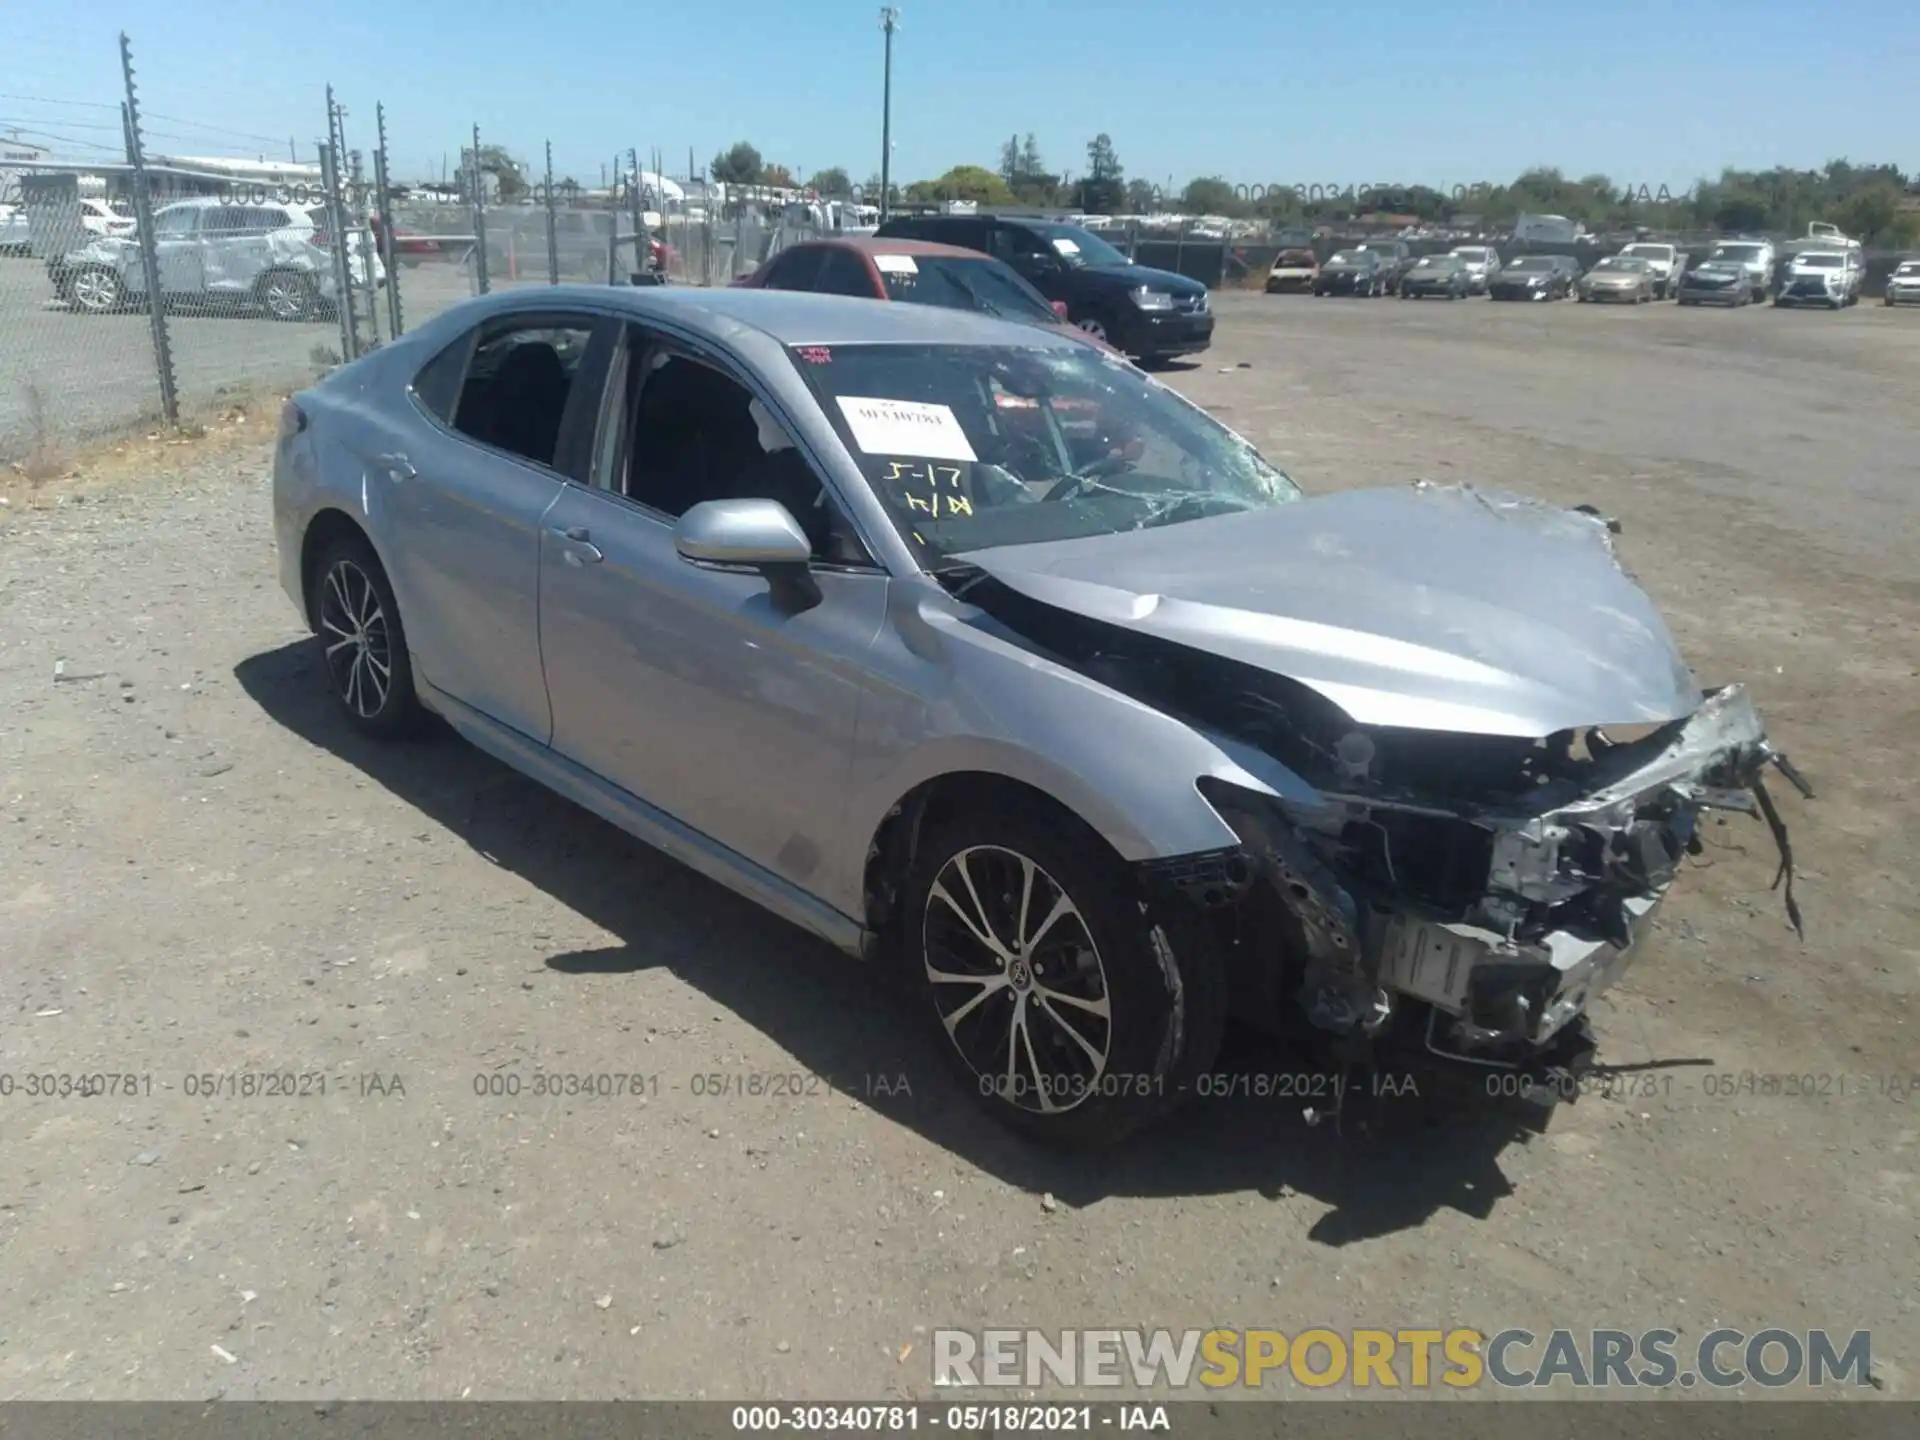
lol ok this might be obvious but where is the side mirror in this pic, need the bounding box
[674,497,820,610]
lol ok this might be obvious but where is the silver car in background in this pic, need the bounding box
[1704,239,1775,301]
[1447,244,1501,293]
[1617,242,1683,298]
[1576,255,1656,303]
[1884,258,1920,306]
[55,196,383,319]
[272,287,1809,1148]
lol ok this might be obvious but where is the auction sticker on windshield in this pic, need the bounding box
[1052,238,1080,256]
[835,396,978,463]
[873,253,918,274]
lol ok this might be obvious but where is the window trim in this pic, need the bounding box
[406,309,617,483]
[582,319,887,574]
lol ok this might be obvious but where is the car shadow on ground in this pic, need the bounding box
[237,639,1537,1243]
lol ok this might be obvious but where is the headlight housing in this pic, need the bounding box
[1130,286,1174,311]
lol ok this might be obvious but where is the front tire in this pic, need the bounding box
[905,805,1224,1149]
[309,534,423,738]
[1075,312,1113,346]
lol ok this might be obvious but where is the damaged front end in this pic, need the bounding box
[1193,683,1812,1121]
[940,498,1814,1127]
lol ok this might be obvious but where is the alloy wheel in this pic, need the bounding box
[319,559,394,720]
[1076,316,1109,343]
[262,272,309,321]
[922,844,1112,1115]
[71,267,121,312]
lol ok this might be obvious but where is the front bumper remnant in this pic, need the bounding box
[1202,684,1812,1082]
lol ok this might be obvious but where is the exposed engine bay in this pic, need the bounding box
[940,555,1814,1123]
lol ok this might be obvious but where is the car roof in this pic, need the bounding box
[444,283,1083,349]
[801,236,989,260]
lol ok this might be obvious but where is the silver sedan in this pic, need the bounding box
[272,287,1808,1147]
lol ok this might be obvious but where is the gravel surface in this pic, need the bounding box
[0,290,1914,1402]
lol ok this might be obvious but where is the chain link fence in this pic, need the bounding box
[0,36,842,466]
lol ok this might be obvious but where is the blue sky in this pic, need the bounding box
[6,2,1914,196]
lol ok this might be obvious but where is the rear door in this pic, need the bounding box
[150,205,205,295]
[374,309,618,742]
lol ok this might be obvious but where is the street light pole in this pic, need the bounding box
[878,7,899,221]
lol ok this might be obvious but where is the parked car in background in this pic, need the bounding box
[1398,253,1473,299]
[272,284,1807,1149]
[1264,244,1320,293]
[1618,242,1683,298]
[1313,249,1390,296]
[1447,245,1501,293]
[1705,239,1775,301]
[1487,254,1577,300]
[1883,258,1920,306]
[1674,260,1753,306]
[1355,237,1413,290]
[52,197,377,320]
[1774,249,1862,309]
[1576,256,1656,303]
[77,198,137,240]
[735,237,1101,346]
[874,212,1213,362]
[0,204,30,256]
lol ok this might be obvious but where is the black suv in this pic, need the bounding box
[873,213,1213,362]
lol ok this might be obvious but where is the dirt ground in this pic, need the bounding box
[1,290,1914,1402]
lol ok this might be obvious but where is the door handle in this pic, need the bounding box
[548,524,603,565]
[376,452,415,481]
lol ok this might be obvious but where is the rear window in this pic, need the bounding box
[877,255,1057,323]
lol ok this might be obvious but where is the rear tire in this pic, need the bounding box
[308,533,424,738]
[258,269,317,322]
[68,264,124,314]
[904,804,1225,1149]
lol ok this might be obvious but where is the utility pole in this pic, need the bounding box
[878,7,899,221]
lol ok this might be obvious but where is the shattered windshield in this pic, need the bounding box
[790,342,1302,563]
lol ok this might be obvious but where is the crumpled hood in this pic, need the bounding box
[957,482,1702,739]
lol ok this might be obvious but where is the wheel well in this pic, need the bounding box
[298,508,370,629]
[860,771,1118,944]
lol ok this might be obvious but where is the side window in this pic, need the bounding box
[815,249,876,297]
[411,329,475,423]
[763,246,826,291]
[446,321,597,469]
[612,341,871,567]
[204,206,250,236]
[152,207,198,237]
[987,223,1046,265]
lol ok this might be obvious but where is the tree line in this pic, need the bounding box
[701,136,1919,245]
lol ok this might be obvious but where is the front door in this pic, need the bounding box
[536,330,889,890]
[373,312,615,742]
[988,221,1070,305]
[150,205,204,295]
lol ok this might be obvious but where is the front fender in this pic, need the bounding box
[818,585,1326,918]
